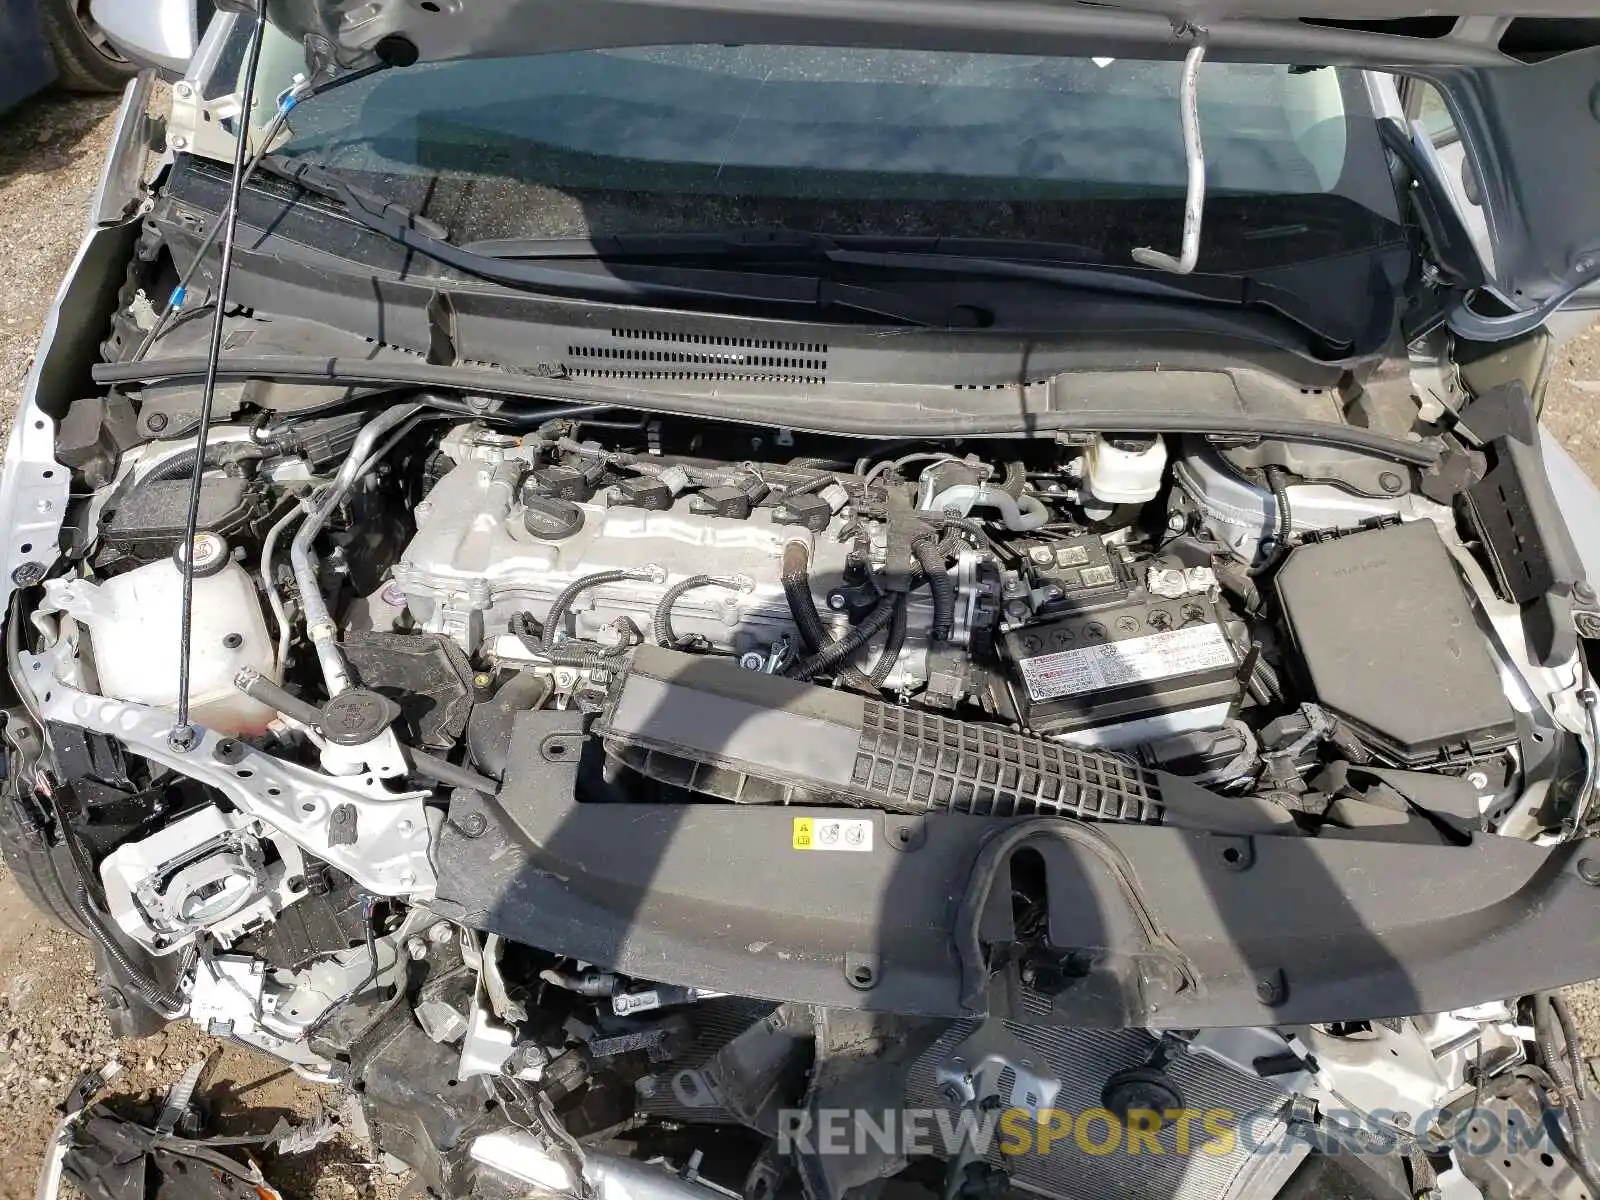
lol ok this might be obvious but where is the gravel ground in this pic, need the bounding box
[3,77,1600,1200]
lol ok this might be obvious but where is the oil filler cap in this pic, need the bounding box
[523,496,584,541]
[172,532,230,578]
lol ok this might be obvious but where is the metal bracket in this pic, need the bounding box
[935,1020,1061,1115]
[24,645,435,897]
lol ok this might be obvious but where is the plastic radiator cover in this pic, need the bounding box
[428,650,1600,1026]
[595,645,1162,823]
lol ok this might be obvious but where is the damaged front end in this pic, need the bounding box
[12,10,1600,1200]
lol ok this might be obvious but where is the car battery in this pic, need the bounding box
[999,593,1243,744]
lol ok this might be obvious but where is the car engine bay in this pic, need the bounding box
[6,356,1600,1200]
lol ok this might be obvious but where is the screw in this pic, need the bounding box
[827,591,849,611]
[145,412,168,432]
[168,725,198,753]
[1166,511,1188,532]
[1579,858,1600,885]
[1379,471,1405,495]
[222,632,243,649]
[174,81,192,99]
[1030,546,1055,566]
[406,936,429,961]
[10,562,45,587]
[33,499,51,514]
[739,652,765,671]
[454,812,487,838]
[1255,972,1287,1006]
[170,135,188,151]
[1392,1111,1411,1129]
[1466,770,1490,790]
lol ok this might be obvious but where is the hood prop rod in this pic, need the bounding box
[1133,33,1208,276]
[168,0,270,752]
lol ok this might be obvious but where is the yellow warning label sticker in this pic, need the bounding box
[792,816,873,852]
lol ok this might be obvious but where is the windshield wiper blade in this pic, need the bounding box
[252,158,954,327]
[465,229,1350,351]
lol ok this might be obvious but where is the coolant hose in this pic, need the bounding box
[912,534,954,642]
[653,575,745,649]
[924,483,1049,532]
[792,594,899,682]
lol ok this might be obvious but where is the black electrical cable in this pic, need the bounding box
[791,593,899,682]
[912,534,955,641]
[868,594,909,688]
[170,0,268,748]
[780,541,876,691]
[653,574,745,649]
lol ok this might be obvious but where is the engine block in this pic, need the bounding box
[390,426,934,684]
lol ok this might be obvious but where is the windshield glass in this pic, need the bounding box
[257,40,1403,274]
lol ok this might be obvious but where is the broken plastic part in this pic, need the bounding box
[1132,40,1208,276]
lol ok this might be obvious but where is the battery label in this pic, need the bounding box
[1017,623,1235,702]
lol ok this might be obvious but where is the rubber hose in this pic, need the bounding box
[781,542,830,654]
[1535,993,1600,1192]
[466,671,552,779]
[913,534,954,641]
[653,575,744,649]
[541,569,657,653]
[792,594,899,682]
[868,595,909,688]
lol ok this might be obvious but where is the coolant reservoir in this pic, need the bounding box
[45,534,278,735]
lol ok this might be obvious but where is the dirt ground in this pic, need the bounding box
[4,80,1600,1200]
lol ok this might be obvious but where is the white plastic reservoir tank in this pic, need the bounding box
[44,534,278,735]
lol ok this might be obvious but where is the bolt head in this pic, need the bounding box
[174,81,193,99]
[1029,546,1055,566]
[406,936,429,961]
[827,591,849,611]
[1466,771,1490,790]
[171,135,188,151]
[1379,471,1405,495]
[1166,511,1188,532]
[1579,857,1600,886]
